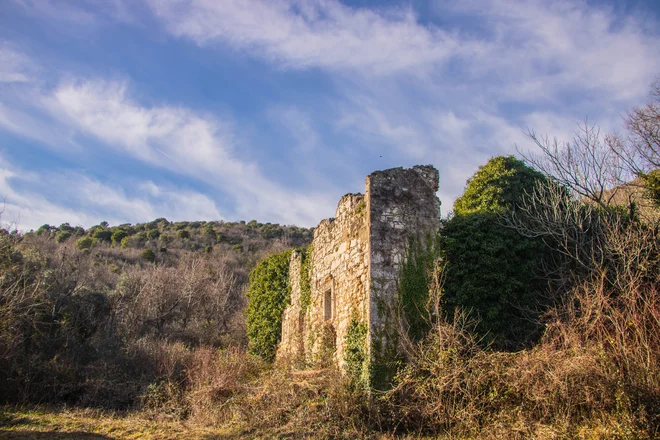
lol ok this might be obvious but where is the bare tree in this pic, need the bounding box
[613,78,660,174]
[519,121,628,209]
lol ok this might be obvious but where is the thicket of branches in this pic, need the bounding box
[0,218,306,407]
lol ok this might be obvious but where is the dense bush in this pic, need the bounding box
[442,156,553,349]
[141,249,156,262]
[75,235,94,251]
[111,229,128,246]
[246,249,292,361]
[93,228,112,242]
[55,230,72,243]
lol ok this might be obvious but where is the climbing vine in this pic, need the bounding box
[398,233,440,342]
[344,317,369,390]
[299,244,313,313]
[246,249,292,362]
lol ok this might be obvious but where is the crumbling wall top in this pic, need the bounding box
[368,165,439,194]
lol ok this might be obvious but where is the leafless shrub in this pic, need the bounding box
[185,347,266,426]
[520,121,629,208]
[611,78,660,175]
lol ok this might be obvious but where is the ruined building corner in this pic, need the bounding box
[278,165,441,385]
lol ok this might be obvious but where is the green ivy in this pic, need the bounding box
[344,318,369,390]
[246,249,292,362]
[398,233,440,342]
[640,169,660,208]
[299,244,313,313]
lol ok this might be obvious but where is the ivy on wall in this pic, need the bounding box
[344,317,369,390]
[246,249,292,361]
[398,233,441,342]
[299,244,313,313]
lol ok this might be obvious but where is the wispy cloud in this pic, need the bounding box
[0,43,37,83]
[450,0,660,102]
[0,153,224,231]
[43,80,333,224]
[145,0,475,75]
[145,0,660,102]
[0,70,335,226]
[1,0,659,225]
[269,106,320,154]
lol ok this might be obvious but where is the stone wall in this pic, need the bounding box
[367,166,441,384]
[279,250,303,359]
[278,165,441,383]
[279,192,370,367]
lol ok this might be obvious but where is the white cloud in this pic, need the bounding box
[10,0,97,24]
[0,44,36,83]
[0,75,335,226]
[3,0,660,226]
[145,0,475,75]
[0,154,224,231]
[44,80,334,225]
[145,0,660,103]
[449,0,660,103]
[8,0,138,26]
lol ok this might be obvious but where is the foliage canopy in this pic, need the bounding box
[443,156,550,348]
[246,249,292,361]
[453,155,546,215]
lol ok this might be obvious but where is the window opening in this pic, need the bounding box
[324,290,332,321]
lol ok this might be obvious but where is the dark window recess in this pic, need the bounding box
[324,290,332,321]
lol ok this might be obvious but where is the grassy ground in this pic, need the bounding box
[0,407,247,440]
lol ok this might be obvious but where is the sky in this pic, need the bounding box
[1,0,659,231]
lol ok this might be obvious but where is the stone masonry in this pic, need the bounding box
[278,165,441,382]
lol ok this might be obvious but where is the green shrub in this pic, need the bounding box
[111,230,128,246]
[442,212,548,348]
[203,226,217,242]
[398,234,440,342]
[453,155,545,216]
[141,249,156,263]
[36,224,52,236]
[55,230,72,243]
[300,245,313,313]
[93,229,112,242]
[147,229,161,240]
[443,156,551,349]
[120,236,130,248]
[344,318,369,390]
[246,249,292,361]
[177,230,190,239]
[641,169,660,207]
[74,236,94,251]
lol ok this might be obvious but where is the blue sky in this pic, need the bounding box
[1,0,659,230]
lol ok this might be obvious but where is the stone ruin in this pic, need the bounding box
[278,165,441,384]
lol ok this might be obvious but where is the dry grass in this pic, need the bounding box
[386,268,660,439]
[0,406,234,439]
